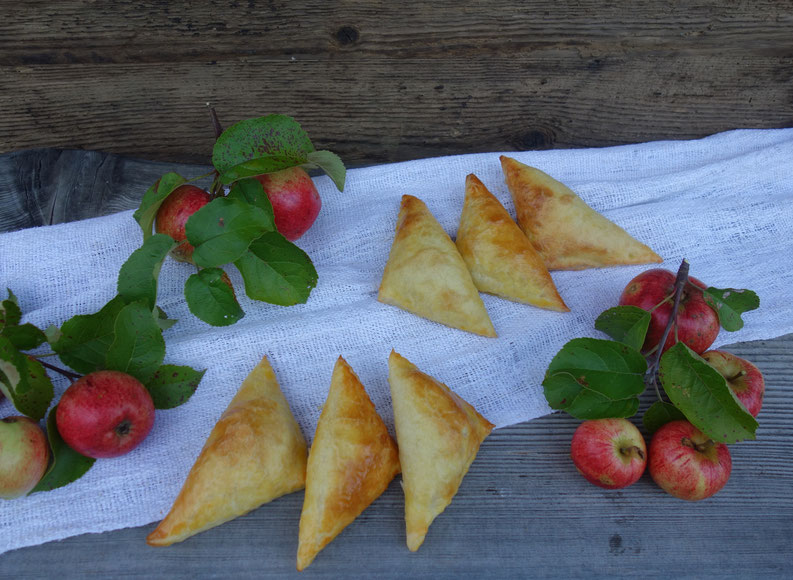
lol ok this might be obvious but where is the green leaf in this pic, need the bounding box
[226,178,276,229]
[234,231,318,306]
[44,325,61,344]
[105,301,166,384]
[543,373,640,419]
[2,323,47,351]
[542,337,647,420]
[218,155,305,184]
[30,405,95,493]
[594,305,651,351]
[51,296,127,375]
[132,173,188,240]
[117,234,177,310]
[1,290,22,330]
[185,197,275,268]
[185,268,244,326]
[642,401,687,435]
[212,114,315,180]
[659,342,758,443]
[703,287,760,332]
[304,150,346,192]
[0,337,54,420]
[146,365,206,409]
[155,307,177,332]
[0,290,47,350]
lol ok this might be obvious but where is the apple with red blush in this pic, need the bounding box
[0,416,50,499]
[702,350,765,417]
[570,418,647,489]
[619,268,719,354]
[155,184,212,263]
[648,420,731,501]
[254,167,321,241]
[56,370,155,459]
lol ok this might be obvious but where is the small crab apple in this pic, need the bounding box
[648,420,732,501]
[155,184,212,263]
[702,350,765,417]
[570,418,647,489]
[0,416,50,499]
[56,370,155,459]
[619,268,719,354]
[255,167,321,241]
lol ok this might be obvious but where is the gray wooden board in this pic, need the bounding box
[1,151,792,577]
[2,1,792,166]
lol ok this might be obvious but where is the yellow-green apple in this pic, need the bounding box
[0,416,50,499]
[155,184,212,262]
[570,418,647,489]
[619,268,719,354]
[702,350,765,417]
[648,420,731,501]
[254,167,321,241]
[56,370,155,459]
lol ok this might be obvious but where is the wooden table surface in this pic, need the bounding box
[2,2,793,578]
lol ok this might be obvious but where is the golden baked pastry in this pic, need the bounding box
[297,357,400,571]
[456,173,569,311]
[387,350,494,552]
[378,194,496,337]
[146,356,307,547]
[500,156,662,270]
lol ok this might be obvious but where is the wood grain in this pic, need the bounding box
[1,1,792,165]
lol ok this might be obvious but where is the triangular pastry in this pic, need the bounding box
[297,357,400,571]
[456,173,569,312]
[387,351,494,552]
[500,156,662,270]
[378,194,496,337]
[147,356,307,547]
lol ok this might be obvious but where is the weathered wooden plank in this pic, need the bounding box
[1,1,791,165]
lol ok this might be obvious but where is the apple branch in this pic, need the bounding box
[207,104,226,199]
[645,258,690,397]
[31,356,82,382]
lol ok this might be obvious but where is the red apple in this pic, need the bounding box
[0,416,50,499]
[570,418,647,489]
[56,370,155,459]
[648,420,731,501]
[255,167,321,241]
[155,184,212,263]
[619,268,719,354]
[702,350,765,417]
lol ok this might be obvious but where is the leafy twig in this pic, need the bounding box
[645,258,690,397]
[31,356,82,382]
[207,104,225,199]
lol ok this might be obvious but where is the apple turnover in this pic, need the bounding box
[500,156,662,270]
[387,350,493,552]
[146,355,307,547]
[296,357,400,571]
[378,194,496,337]
[456,173,569,311]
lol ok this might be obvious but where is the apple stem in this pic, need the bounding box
[621,445,646,460]
[682,437,714,454]
[645,259,690,397]
[32,356,82,382]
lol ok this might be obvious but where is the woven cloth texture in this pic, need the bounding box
[1,128,792,554]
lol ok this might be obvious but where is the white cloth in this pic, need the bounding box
[1,128,792,554]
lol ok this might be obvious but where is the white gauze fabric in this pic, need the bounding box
[1,128,792,554]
